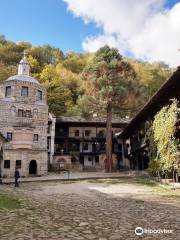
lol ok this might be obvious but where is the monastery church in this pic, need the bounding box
[0,54,48,177]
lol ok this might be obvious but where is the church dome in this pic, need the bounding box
[6,51,40,85]
[6,75,39,84]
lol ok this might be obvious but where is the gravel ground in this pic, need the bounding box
[0,178,179,240]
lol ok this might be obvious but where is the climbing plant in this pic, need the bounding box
[146,99,180,177]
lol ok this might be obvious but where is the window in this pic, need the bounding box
[16,160,21,169]
[33,108,38,118]
[33,134,38,142]
[10,106,16,114]
[18,109,23,117]
[25,110,31,118]
[98,130,104,138]
[84,130,91,137]
[37,90,42,101]
[5,86,11,97]
[47,124,51,134]
[75,130,79,137]
[83,143,89,151]
[7,132,12,141]
[95,156,99,163]
[21,86,28,97]
[4,160,10,169]
[88,157,92,161]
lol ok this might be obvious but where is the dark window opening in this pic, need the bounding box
[7,132,12,141]
[83,143,89,151]
[37,90,42,101]
[98,130,104,138]
[75,130,79,137]
[4,160,10,169]
[16,160,21,169]
[85,130,91,137]
[5,86,11,97]
[21,86,28,97]
[25,110,31,118]
[18,109,23,117]
[95,156,99,163]
[33,134,38,142]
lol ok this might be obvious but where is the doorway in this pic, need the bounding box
[29,160,37,174]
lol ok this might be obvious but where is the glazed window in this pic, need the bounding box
[84,130,91,137]
[5,86,11,97]
[95,156,99,163]
[83,143,89,151]
[98,130,104,138]
[21,86,28,97]
[16,160,21,169]
[4,160,10,169]
[25,110,31,118]
[37,90,42,101]
[7,132,12,141]
[75,130,79,137]
[33,134,38,142]
[18,109,23,117]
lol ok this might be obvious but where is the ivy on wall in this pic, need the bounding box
[146,99,180,177]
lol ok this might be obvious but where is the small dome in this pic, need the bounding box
[6,75,40,84]
[5,52,40,84]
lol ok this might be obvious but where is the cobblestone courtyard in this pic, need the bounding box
[0,177,180,240]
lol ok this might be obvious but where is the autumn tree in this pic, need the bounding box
[83,46,136,172]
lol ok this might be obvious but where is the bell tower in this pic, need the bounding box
[18,51,30,75]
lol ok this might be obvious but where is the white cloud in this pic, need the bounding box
[64,0,180,67]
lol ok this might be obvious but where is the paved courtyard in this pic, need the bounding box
[0,177,180,240]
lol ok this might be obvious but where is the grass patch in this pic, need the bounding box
[0,194,21,209]
[88,177,130,184]
[134,176,158,187]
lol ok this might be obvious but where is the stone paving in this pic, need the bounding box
[0,178,180,240]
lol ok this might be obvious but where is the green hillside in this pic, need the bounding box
[0,35,172,118]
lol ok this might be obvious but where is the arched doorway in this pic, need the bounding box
[29,160,37,174]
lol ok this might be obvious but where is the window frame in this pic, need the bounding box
[84,130,91,137]
[37,90,42,101]
[75,130,79,137]
[5,86,11,97]
[83,143,89,151]
[4,160,10,169]
[16,160,21,169]
[21,86,28,97]
[18,109,23,117]
[25,110,31,118]
[7,132,12,141]
[33,134,39,142]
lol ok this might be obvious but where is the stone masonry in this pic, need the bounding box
[0,54,48,177]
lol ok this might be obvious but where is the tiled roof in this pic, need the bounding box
[56,116,130,124]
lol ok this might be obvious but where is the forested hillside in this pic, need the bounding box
[0,35,172,118]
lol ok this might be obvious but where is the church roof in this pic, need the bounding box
[5,52,40,84]
[6,75,39,84]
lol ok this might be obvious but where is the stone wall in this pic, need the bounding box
[2,149,47,177]
[0,79,48,177]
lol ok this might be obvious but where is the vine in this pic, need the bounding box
[146,99,180,178]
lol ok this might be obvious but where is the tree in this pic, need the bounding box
[0,63,16,81]
[83,46,136,172]
[146,99,180,180]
